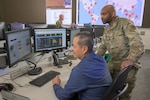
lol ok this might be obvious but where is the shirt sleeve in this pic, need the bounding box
[53,68,86,100]
[97,35,107,56]
[123,21,144,62]
[56,21,60,28]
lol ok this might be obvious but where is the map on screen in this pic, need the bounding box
[77,0,145,26]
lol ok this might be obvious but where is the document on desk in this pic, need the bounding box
[1,90,30,100]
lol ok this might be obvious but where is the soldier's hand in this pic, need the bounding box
[121,60,134,70]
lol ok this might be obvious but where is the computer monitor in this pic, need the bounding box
[33,28,67,52]
[80,27,94,38]
[70,29,80,46]
[0,22,5,40]
[94,27,104,38]
[28,23,48,36]
[28,23,48,29]
[5,29,32,67]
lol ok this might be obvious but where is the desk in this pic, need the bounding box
[0,52,79,100]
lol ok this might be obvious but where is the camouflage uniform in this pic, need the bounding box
[56,20,62,28]
[97,16,144,100]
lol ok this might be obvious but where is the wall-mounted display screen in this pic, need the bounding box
[76,0,145,26]
[46,0,72,25]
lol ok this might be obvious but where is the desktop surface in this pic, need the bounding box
[0,51,79,100]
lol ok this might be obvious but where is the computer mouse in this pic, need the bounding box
[0,83,14,91]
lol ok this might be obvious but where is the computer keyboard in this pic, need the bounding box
[29,70,60,87]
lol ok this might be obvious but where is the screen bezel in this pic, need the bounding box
[5,28,32,67]
[33,28,67,52]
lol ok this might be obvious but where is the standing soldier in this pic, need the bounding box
[97,5,144,100]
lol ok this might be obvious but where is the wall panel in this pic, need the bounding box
[1,0,46,23]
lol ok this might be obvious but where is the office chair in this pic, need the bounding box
[101,64,132,100]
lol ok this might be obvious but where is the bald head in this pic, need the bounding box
[102,5,116,16]
[100,5,116,25]
[59,14,64,21]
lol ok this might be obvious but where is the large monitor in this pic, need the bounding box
[76,0,145,26]
[5,29,32,67]
[33,28,67,52]
[0,22,5,40]
[46,0,72,25]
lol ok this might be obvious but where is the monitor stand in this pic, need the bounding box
[28,67,42,75]
[26,60,42,75]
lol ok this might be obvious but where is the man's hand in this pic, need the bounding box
[121,60,134,70]
[52,75,61,85]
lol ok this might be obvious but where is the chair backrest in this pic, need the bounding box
[101,65,132,100]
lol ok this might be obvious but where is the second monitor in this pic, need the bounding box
[5,28,32,68]
[33,28,67,52]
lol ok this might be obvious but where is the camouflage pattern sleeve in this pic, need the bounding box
[123,21,144,62]
[97,36,107,56]
[56,21,60,28]
[56,20,62,28]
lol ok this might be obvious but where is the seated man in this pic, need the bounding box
[52,31,112,100]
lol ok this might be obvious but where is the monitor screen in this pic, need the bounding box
[33,28,67,52]
[94,27,104,38]
[80,28,94,38]
[76,0,145,26]
[46,0,72,25]
[70,29,80,46]
[5,29,32,67]
[0,22,5,40]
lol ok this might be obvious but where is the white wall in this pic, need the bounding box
[138,28,150,50]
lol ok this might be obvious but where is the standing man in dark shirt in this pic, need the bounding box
[52,31,112,100]
[97,5,144,100]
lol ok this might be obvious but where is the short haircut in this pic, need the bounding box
[59,14,64,18]
[75,31,94,53]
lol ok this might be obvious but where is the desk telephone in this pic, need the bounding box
[51,51,70,68]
